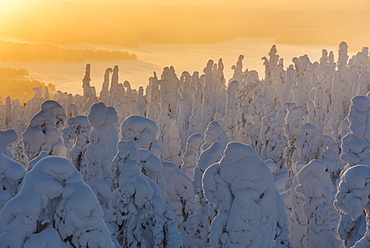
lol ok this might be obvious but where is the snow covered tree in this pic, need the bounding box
[83,102,118,210]
[108,140,183,248]
[223,80,241,141]
[292,123,320,169]
[0,156,114,248]
[201,121,228,152]
[0,131,26,209]
[283,102,303,174]
[288,160,337,248]
[157,102,181,164]
[334,165,370,248]
[63,116,91,171]
[0,129,17,159]
[82,63,96,102]
[159,66,180,119]
[83,102,118,183]
[99,67,113,104]
[146,72,161,123]
[138,148,168,202]
[341,96,370,167]
[21,100,67,161]
[162,161,195,232]
[121,115,160,157]
[180,133,203,179]
[203,142,288,247]
[183,141,223,247]
[180,150,197,180]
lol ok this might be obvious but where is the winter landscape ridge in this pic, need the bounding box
[1,41,370,247]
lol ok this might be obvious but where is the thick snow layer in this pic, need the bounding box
[0,156,114,248]
[121,115,160,157]
[288,159,337,248]
[0,130,17,158]
[334,165,370,248]
[84,102,118,184]
[64,116,91,171]
[162,161,195,232]
[0,135,26,210]
[341,96,370,167]
[21,100,67,160]
[203,142,287,247]
[108,140,183,248]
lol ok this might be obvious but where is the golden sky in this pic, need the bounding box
[0,0,369,49]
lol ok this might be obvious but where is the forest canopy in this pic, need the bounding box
[0,67,55,104]
[0,41,137,61]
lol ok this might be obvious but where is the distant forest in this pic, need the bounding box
[0,67,55,104]
[0,41,137,61]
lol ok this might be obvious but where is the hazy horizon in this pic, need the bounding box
[0,0,368,98]
[0,0,368,49]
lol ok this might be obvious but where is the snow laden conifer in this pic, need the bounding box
[260,104,287,174]
[0,130,26,209]
[0,129,17,159]
[180,133,203,179]
[334,165,370,248]
[162,161,195,233]
[0,156,114,248]
[292,123,320,171]
[83,102,118,210]
[21,100,67,161]
[288,160,337,248]
[108,140,183,248]
[201,121,228,152]
[283,102,303,175]
[62,116,91,171]
[223,80,241,141]
[203,142,288,247]
[341,96,370,166]
[138,148,169,202]
[183,141,223,247]
[121,115,160,157]
[99,67,113,104]
[146,72,161,123]
[160,66,180,119]
[83,102,118,183]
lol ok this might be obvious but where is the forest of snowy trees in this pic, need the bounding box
[1,42,370,247]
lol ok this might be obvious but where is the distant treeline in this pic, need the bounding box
[0,41,137,61]
[0,67,55,104]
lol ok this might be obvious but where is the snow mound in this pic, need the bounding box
[0,156,114,248]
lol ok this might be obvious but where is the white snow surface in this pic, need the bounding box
[0,156,114,248]
[108,140,183,248]
[121,115,161,157]
[203,142,286,247]
[334,165,370,248]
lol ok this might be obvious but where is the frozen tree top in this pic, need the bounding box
[121,115,160,156]
[334,165,370,248]
[220,142,273,187]
[30,100,66,129]
[186,133,203,153]
[202,121,228,151]
[0,156,114,248]
[88,102,118,129]
[0,130,17,147]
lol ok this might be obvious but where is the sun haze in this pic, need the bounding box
[0,0,368,50]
